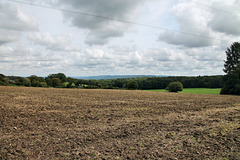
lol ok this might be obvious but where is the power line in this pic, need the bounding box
[6,0,229,42]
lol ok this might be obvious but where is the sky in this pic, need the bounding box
[0,0,240,77]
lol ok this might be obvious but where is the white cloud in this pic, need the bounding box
[0,2,38,45]
[56,0,144,45]
[28,32,78,51]
[159,0,240,48]
[159,1,215,48]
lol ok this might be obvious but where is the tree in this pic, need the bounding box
[166,81,183,92]
[45,77,52,87]
[221,42,240,95]
[31,79,39,87]
[23,78,31,87]
[28,75,46,87]
[39,82,47,87]
[0,74,6,85]
[48,73,67,82]
[127,80,139,90]
[52,78,61,87]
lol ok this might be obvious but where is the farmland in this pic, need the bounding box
[0,86,240,159]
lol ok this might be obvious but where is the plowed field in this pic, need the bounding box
[0,86,239,159]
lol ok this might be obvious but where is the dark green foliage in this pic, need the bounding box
[31,80,38,87]
[66,77,78,85]
[28,75,46,87]
[47,73,67,82]
[39,82,48,87]
[0,74,7,85]
[221,74,240,95]
[127,80,139,90]
[0,74,5,81]
[45,77,52,87]
[52,78,61,87]
[221,42,240,95]
[0,73,225,90]
[7,76,24,86]
[23,78,31,87]
[113,79,125,88]
[166,81,183,92]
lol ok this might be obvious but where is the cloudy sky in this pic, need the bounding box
[0,0,240,77]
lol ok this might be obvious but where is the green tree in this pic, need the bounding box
[45,77,52,87]
[63,82,69,88]
[221,42,240,95]
[31,79,39,87]
[23,78,31,87]
[0,74,6,85]
[48,73,67,82]
[39,82,47,87]
[28,75,46,87]
[66,77,78,85]
[52,78,61,87]
[166,81,183,92]
[70,83,76,88]
[127,80,139,90]
[98,83,103,88]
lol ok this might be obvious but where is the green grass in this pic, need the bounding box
[147,88,221,95]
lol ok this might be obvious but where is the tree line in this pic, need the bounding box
[0,73,224,90]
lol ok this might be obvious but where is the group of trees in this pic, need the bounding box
[0,72,224,90]
[0,73,74,88]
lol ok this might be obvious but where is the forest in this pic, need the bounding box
[0,73,224,90]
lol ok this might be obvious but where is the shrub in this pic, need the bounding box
[166,81,183,92]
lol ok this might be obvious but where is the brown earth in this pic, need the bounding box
[0,86,239,160]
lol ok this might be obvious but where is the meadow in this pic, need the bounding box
[148,88,221,95]
[0,86,239,159]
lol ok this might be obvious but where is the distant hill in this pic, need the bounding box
[72,75,166,80]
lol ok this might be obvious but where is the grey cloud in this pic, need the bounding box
[28,32,80,51]
[208,0,240,35]
[85,28,124,45]
[0,29,20,45]
[210,16,240,35]
[159,32,213,48]
[0,3,38,31]
[56,0,143,45]
[0,2,38,45]
[209,13,240,36]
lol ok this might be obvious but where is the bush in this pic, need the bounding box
[166,81,183,92]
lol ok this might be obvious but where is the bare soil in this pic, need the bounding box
[0,86,239,159]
